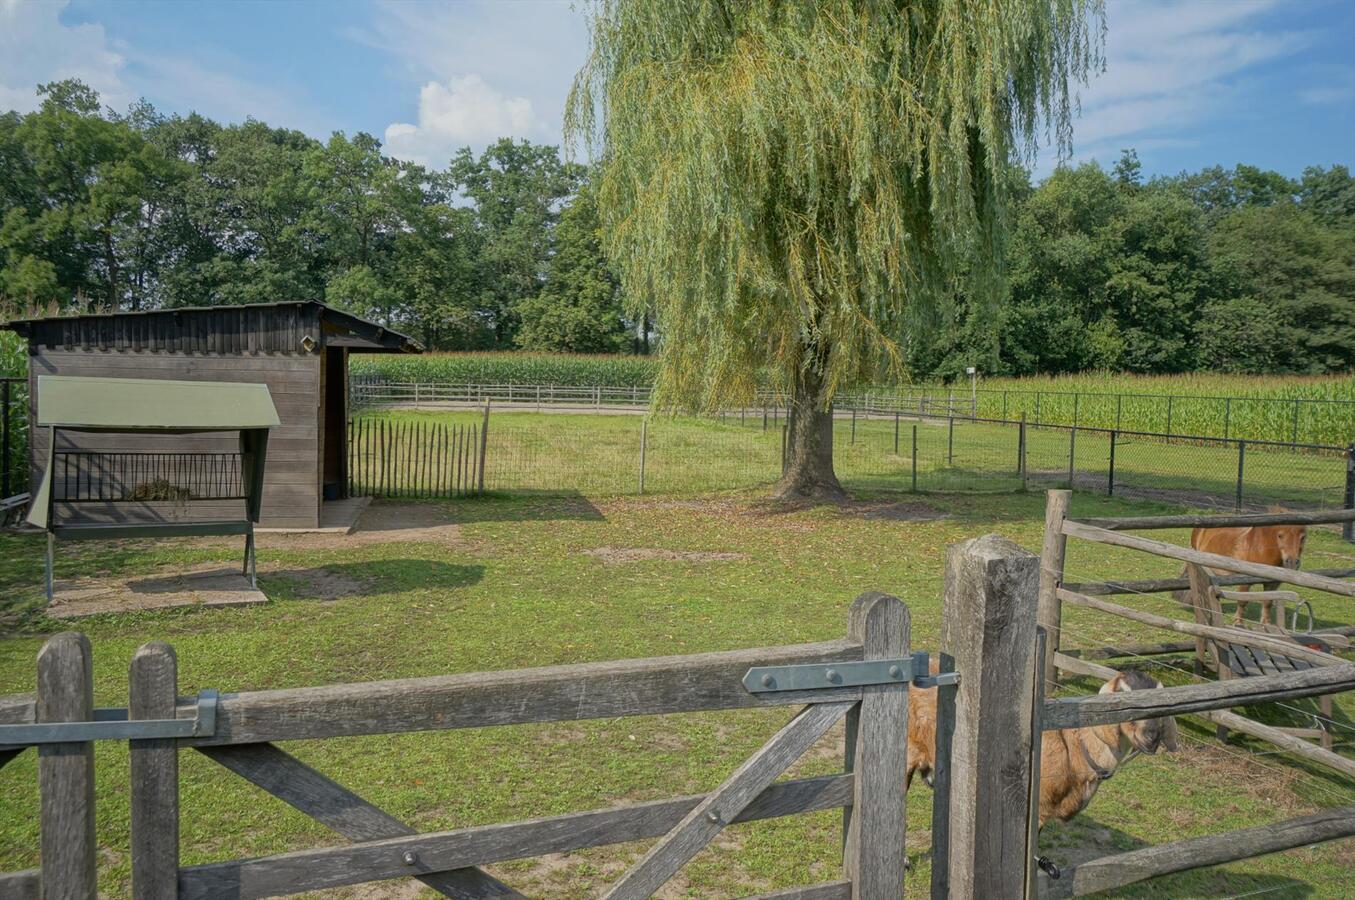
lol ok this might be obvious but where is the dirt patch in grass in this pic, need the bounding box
[45,563,267,618]
[259,502,470,550]
[582,546,746,565]
[266,566,375,601]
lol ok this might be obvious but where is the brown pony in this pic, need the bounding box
[1188,516,1307,625]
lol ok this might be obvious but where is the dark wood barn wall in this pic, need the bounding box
[28,351,322,529]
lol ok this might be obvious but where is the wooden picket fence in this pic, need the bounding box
[347,407,487,499]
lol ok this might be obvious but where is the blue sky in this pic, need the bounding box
[1,0,1351,179]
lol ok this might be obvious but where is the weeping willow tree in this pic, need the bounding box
[568,0,1104,499]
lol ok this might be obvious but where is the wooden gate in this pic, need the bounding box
[0,536,1055,898]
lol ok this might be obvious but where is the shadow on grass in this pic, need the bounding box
[264,560,485,601]
[1038,817,1318,897]
[436,490,606,524]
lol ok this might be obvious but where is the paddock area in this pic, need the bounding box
[1,489,1352,896]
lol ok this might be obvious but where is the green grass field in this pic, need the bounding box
[352,409,1352,511]
[1,482,1352,897]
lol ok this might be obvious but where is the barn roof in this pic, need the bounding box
[2,300,422,354]
[36,375,281,431]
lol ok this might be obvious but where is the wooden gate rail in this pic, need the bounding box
[0,588,940,899]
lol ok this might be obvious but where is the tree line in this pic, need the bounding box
[1,80,1351,375]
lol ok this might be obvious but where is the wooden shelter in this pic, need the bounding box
[27,375,279,600]
[3,302,420,528]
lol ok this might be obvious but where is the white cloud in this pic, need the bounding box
[0,0,131,113]
[0,0,316,130]
[1039,0,1312,173]
[1298,66,1355,106]
[384,75,540,166]
[351,0,590,159]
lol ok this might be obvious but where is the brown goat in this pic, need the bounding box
[906,669,1179,829]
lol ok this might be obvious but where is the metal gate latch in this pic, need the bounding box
[743,652,958,693]
[0,689,218,745]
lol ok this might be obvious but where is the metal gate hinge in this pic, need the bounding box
[743,652,958,694]
[0,688,218,746]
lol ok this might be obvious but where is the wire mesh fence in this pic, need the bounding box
[348,404,1355,524]
[351,378,1355,445]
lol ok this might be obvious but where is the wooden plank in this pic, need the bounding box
[1061,520,1355,597]
[177,773,854,899]
[1053,652,1118,681]
[37,632,97,900]
[199,743,519,900]
[1043,663,1355,730]
[842,592,910,899]
[181,640,867,746]
[0,869,39,900]
[741,883,852,900]
[931,535,1040,900]
[1038,805,1355,898]
[1196,709,1355,780]
[601,700,854,899]
[130,642,179,899]
[1037,490,1071,695]
[1059,640,1197,660]
[0,693,34,725]
[1079,509,1355,531]
[1057,589,1342,668]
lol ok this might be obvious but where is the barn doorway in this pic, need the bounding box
[322,346,348,501]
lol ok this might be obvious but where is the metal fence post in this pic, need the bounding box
[912,424,918,492]
[1224,398,1231,440]
[1292,399,1301,446]
[1017,413,1027,488]
[1034,392,1041,426]
[948,415,954,466]
[780,423,788,475]
[1067,426,1077,489]
[1116,395,1123,431]
[851,407,856,445]
[1166,395,1174,436]
[638,419,647,494]
[1344,445,1354,543]
[1236,440,1246,512]
[1108,429,1117,497]
[1072,393,1079,429]
[894,412,900,454]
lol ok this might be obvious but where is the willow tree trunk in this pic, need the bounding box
[773,366,845,501]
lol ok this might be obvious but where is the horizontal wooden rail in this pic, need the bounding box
[1038,805,1355,897]
[0,693,33,725]
[178,640,864,746]
[1051,656,1355,778]
[177,773,853,899]
[1059,640,1197,660]
[1056,589,1344,667]
[1062,567,1355,597]
[0,870,37,900]
[1061,521,1355,598]
[1042,663,1355,730]
[1079,509,1355,531]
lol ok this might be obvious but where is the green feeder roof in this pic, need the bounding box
[36,376,280,431]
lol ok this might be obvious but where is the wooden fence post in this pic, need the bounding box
[37,632,97,899]
[477,402,490,494]
[842,592,910,898]
[1038,490,1071,696]
[130,642,179,899]
[931,535,1040,899]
